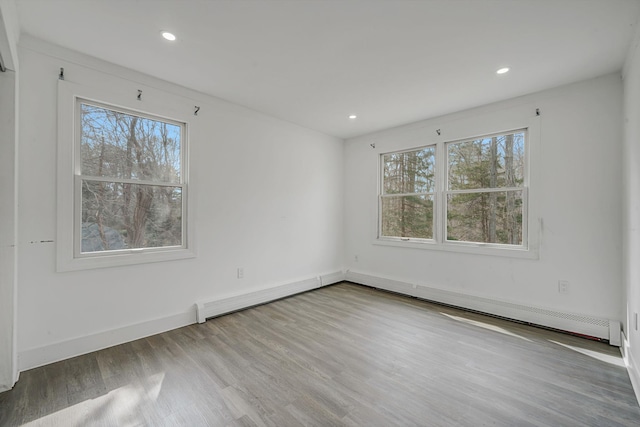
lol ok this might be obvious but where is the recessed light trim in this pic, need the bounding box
[496,67,510,75]
[348,115,357,119]
[161,31,177,41]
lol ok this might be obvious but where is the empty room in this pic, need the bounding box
[2,0,640,425]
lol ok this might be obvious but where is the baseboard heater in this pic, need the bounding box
[345,270,621,346]
[195,271,344,323]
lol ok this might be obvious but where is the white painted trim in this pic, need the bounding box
[371,111,541,260]
[622,331,640,407]
[19,310,195,371]
[196,271,344,321]
[19,271,345,371]
[320,270,346,286]
[345,270,613,341]
[56,79,197,271]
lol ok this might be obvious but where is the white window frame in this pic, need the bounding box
[57,80,196,271]
[378,144,437,242]
[442,129,528,249]
[375,113,539,259]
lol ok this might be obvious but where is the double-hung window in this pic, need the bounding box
[380,146,436,240]
[446,130,526,246]
[379,129,529,253]
[57,80,194,271]
[78,101,185,253]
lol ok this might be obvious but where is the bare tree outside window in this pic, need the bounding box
[79,102,184,253]
[380,146,435,239]
[379,130,526,247]
[446,131,525,245]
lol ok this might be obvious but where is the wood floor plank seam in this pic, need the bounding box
[1,282,639,426]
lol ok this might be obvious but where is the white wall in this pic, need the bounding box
[623,26,640,402]
[345,74,623,334]
[0,0,19,392]
[16,38,344,369]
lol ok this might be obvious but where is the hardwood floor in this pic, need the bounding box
[1,282,639,426]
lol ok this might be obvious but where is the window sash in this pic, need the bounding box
[444,188,525,246]
[73,98,187,257]
[379,192,435,241]
[75,99,185,183]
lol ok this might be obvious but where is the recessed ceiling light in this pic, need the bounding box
[161,31,176,41]
[496,67,510,75]
[348,115,357,119]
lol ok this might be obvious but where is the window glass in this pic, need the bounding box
[379,129,527,249]
[447,132,524,191]
[446,131,525,245]
[381,146,435,240]
[80,103,182,182]
[78,101,184,254]
[381,194,434,239]
[382,147,436,194]
[447,191,523,245]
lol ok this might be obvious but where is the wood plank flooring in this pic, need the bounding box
[1,282,639,426]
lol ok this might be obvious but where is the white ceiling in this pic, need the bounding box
[15,0,640,139]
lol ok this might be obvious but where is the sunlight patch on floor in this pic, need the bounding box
[440,312,532,342]
[549,340,625,367]
[21,372,165,426]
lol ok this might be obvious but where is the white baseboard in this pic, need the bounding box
[19,271,345,371]
[18,310,196,371]
[345,270,613,341]
[622,332,640,407]
[196,271,344,322]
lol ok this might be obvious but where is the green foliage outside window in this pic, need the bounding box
[380,131,526,246]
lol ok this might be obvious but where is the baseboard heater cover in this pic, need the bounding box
[345,270,617,343]
[196,271,345,323]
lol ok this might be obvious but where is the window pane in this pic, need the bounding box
[81,180,182,252]
[80,103,182,183]
[448,132,524,191]
[447,191,522,245]
[383,147,435,194]
[381,195,433,239]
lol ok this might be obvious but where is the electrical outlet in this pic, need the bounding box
[558,280,570,294]
[237,267,244,279]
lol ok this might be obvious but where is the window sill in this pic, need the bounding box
[373,238,538,259]
[57,247,196,272]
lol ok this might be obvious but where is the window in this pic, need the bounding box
[380,146,436,239]
[446,131,525,245]
[379,129,529,253]
[78,101,185,254]
[57,80,194,271]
